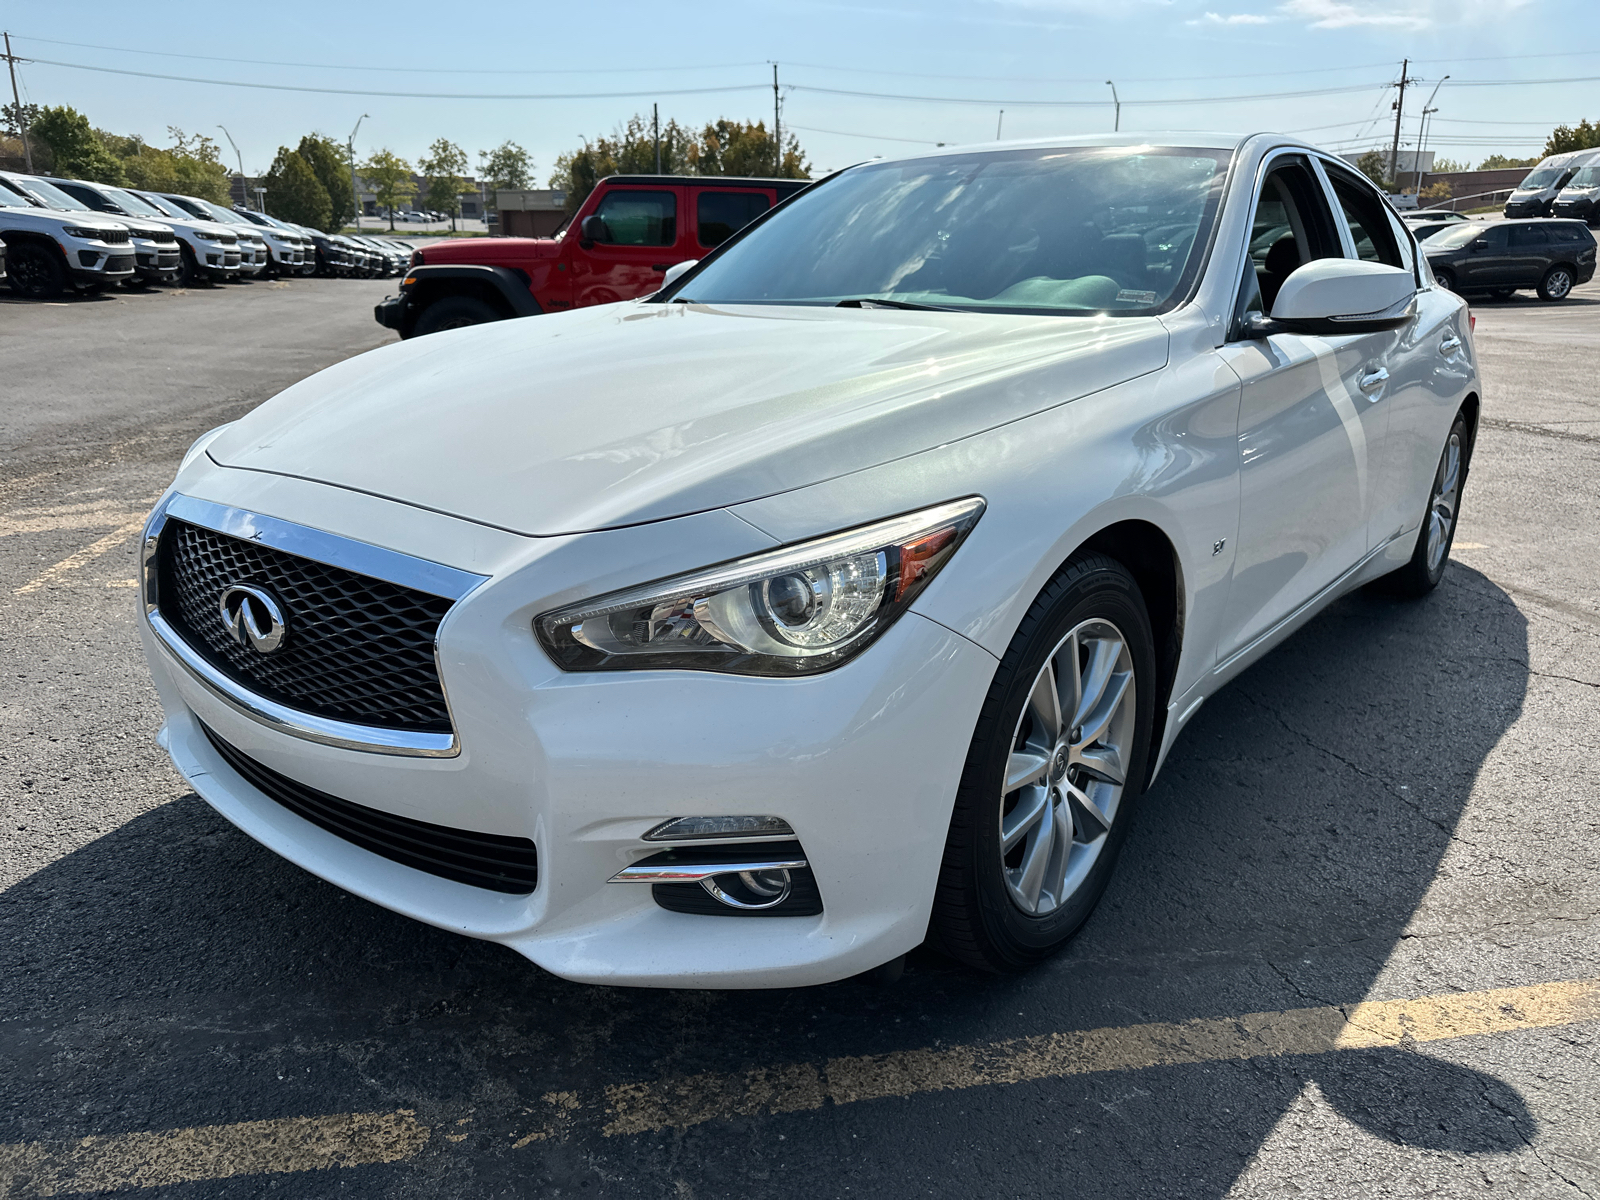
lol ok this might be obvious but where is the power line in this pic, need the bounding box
[788,81,1387,107]
[10,35,766,77]
[785,121,942,145]
[24,57,768,100]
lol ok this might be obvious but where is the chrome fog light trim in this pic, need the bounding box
[608,853,807,884]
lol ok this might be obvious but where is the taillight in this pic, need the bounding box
[1469,313,1476,332]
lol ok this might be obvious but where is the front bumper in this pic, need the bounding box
[139,476,996,988]
[134,241,182,280]
[66,241,136,284]
[1503,198,1548,218]
[1553,197,1597,222]
[374,293,408,330]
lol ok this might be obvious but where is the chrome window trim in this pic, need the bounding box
[141,491,486,758]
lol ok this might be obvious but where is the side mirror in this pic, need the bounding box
[579,214,610,247]
[660,259,698,290]
[1249,259,1415,337]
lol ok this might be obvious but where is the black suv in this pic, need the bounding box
[1423,219,1596,301]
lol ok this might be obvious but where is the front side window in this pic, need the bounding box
[670,146,1230,315]
[1325,168,1403,267]
[107,188,170,218]
[593,190,676,246]
[1238,157,1342,321]
[698,190,770,248]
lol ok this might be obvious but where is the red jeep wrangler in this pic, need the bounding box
[375,174,810,338]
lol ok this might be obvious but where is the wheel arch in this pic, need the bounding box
[401,265,541,336]
[1074,519,1185,787]
[1458,389,1481,472]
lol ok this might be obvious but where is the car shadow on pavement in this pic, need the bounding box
[0,564,1532,1198]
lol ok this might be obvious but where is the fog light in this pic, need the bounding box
[702,868,792,909]
[645,815,794,842]
[78,250,99,267]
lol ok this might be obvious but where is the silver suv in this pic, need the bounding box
[125,189,243,285]
[0,171,135,297]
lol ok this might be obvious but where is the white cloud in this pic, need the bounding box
[1187,10,1274,23]
[1279,0,1431,28]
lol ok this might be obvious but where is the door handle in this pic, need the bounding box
[1358,367,1389,398]
[1439,334,1462,356]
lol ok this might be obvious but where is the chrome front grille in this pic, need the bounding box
[157,519,456,733]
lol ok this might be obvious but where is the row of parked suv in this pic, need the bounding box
[1400,209,1598,301]
[0,168,413,299]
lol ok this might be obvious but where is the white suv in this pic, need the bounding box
[182,197,307,276]
[20,174,182,285]
[155,192,279,279]
[124,188,243,285]
[0,171,135,297]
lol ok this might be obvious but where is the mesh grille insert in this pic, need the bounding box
[202,723,537,895]
[158,519,455,732]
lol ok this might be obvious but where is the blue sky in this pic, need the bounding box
[5,0,1595,179]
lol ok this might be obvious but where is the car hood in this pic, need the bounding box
[207,301,1169,536]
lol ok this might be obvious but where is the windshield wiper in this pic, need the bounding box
[835,297,958,312]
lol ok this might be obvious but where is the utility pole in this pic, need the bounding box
[772,64,781,175]
[653,102,660,174]
[4,32,32,172]
[1388,59,1412,190]
[348,113,369,231]
[996,110,1004,140]
[1106,81,1120,133]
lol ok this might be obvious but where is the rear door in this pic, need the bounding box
[692,187,774,253]
[1214,153,1393,660]
[571,185,687,307]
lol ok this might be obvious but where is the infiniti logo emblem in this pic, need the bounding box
[218,584,288,654]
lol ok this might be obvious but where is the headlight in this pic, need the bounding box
[536,497,984,676]
[193,229,220,240]
[61,225,108,240]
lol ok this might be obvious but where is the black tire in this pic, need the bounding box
[412,295,501,337]
[1373,410,1471,598]
[177,245,205,288]
[1490,288,1514,301]
[931,553,1158,973]
[6,242,68,299]
[1537,265,1575,302]
[1432,268,1456,293]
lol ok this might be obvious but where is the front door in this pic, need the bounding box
[571,186,687,307]
[1506,223,1552,286]
[1458,224,1512,288]
[1214,155,1393,660]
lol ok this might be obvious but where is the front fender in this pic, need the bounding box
[404,264,543,318]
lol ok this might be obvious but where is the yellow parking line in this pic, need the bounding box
[0,508,148,538]
[601,977,1600,1135]
[13,520,146,596]
[2,979,1596,1194]
[0,1111,428,1196]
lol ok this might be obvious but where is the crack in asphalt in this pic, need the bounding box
[1479,416,1600,447]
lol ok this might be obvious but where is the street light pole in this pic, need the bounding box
[1413,75,1448,199]
[217,125,245,206]
[1106,81,1120,133]
[347,113,370,232]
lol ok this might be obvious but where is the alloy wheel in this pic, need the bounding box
[1000,618,1137,916]
[1425,430,1463,574]
[1544,268,1573,300]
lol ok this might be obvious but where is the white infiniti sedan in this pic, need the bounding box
[139,134,1477,988]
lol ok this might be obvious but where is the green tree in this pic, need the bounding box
[1543,119,1600,157]
[113,127,230,202]
[1477,154,1538,170]
[686,119,809,179]
[1429,157,1467,174]
[263,147,332,230]
[1355,150,1392,191]
[30,105,124,183]
[418,137,470,230]
[361,149,414,230]
[478,140,533,197]
[296,134,355,231]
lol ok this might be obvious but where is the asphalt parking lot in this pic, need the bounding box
[2,277,1598,1198]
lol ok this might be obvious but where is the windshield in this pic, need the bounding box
[135,192,194,220]
[14,176,90,211]
[105,188,168,218]
[1568,167,1600,188]
[1425,224,1490,248]
[671,146,1230,315]
[0,181,34,208]
[196,199,248,225]
[1518,168,1564,190]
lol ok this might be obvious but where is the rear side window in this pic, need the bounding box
[56,182,104,208]
[1324,167,1403,267]
[592,190,676,246]
[698,190,770,248]
[1509,225,1549,248]
[1550,224,1592,245]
